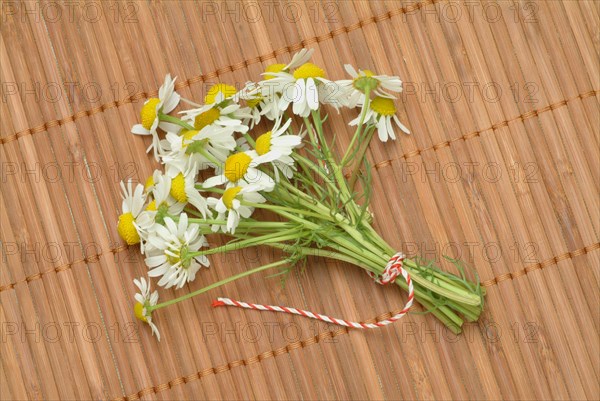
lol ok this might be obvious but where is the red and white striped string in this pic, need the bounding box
[212,252,414,329]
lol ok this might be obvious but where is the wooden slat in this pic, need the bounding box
[1,1,598,400]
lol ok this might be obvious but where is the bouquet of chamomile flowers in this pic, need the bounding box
[119,49,484,340]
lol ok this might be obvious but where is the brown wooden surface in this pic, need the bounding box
[1,1,599,400]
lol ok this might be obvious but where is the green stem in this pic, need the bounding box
[196,147,223,168]
[341,88,371,166]
[265,241,466,332]
[348,126,376,190]
[243,132,256,147]
[359,223,483,306]
[292,153,338,194]
[186,217,293,229]
[159,113,195,131]
[149,259,290,311]
[194,186,225,194]
[188,228,305,257]
[310,110,360,223]
[365,249,481,307]
[242,201,335,222]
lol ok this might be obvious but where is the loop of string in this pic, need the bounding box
[212,252,414,329]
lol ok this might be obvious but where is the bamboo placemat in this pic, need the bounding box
[1,1,598,400]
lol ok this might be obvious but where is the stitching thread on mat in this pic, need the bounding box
[0,0,439,146]
[0,244,129,292]
[480,242,600,287]
[370,89,599,170]
[110,328,352,401]
[110,241,600,400]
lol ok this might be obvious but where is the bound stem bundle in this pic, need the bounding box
[122,49,484,340]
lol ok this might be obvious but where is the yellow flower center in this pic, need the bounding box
[264,63,286,80]
[293,63,325,80]
[370,96,396,116]
[255,131,272,156]
[362,69,375,77]
[144,175,155,191]
[246,95,262,108]
[117,212,140,245]
[205,83,237,104]
[140,98,161,130]
[181,130,200,148]
[181,129,199,141]
[223,186,242,209]
[194,108,220,130]
[224,152,252,182]
[134,302,148,322]
[146,199,157,211]
[170,173,188,203]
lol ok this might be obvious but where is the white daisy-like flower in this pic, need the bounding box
[160,125,236,173]
[180,83,252,135]
[238,81,287,123]
[263,48,315,75]
[204,82,238,105]
[203,151,274,191]
[136,172,186,250]
[144,172,185,216]
[349,96,410,142]
[267,62,336,117]
[234,49,317,123]
[251,117,301,180]
[256,49,337,117]
[208,184,266,234]
[243,96,263,129]
[131,74,181,160]
[234,83,266,128]
[143,170,162,195]
[339,65,404,105]
[145,214,210,289]
[286,48,315,69]
[167,164,211,219]
[134,276,160,340]
[117,180,146,245]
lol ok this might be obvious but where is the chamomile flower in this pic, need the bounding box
[235,83,267,128]
[251,117,301,180]
[208,184,266,234]
[263,48,315,77]
[204,82,238,105]
[168,164,211,219]
[136,173,185,247]
[257,49,336,117]
[145,214,209,289]
[344,65,403,97]
[350,96,410,142]
[237,81,286,123]
[160,126,236,173]
[133,277,160,340]
[236,49,317,122]
[131,74,181,160]
[269,62,335,117]
[203,151,274,191]
[238,90,263,129]
[143,170,162,194]
[180,83,251,135]
[117,180,146,245]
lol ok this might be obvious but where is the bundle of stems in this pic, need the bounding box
[153,105,484,334]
